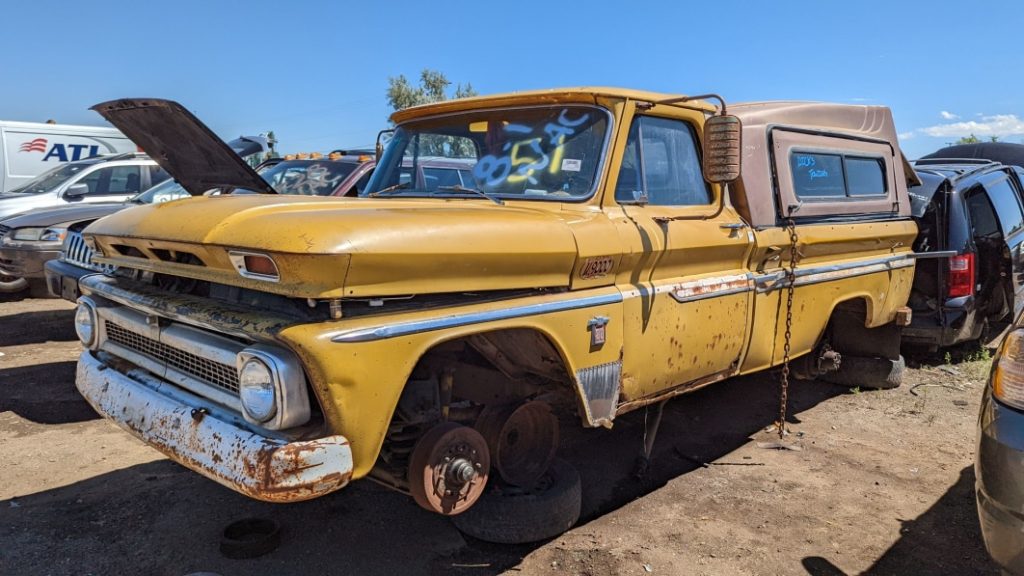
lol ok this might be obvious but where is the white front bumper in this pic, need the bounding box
[76,350,353,502]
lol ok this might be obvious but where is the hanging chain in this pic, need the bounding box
[777,218,800,439]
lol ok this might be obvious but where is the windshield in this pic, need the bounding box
[365,105,610,200]
[9,163,91,195]
[131,179,190,204]
[257,160,357,196]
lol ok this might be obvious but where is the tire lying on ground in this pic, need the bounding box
[451,458,582,544]
[820,354,905,390]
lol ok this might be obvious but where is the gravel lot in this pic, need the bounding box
[0,295,999,575]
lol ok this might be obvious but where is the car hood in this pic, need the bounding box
[1,202,128,229]
[84,196,580,299]
[91,98,274,196]
[0,193,61,220]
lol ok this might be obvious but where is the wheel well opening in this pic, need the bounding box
[370,328,579,492]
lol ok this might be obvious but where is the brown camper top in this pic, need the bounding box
[730,101,917,227]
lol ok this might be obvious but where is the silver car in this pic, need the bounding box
[0,152,168,220]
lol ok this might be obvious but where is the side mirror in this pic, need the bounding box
[703,114,742,184]
[65,183,90,199]
[375,128,395,163]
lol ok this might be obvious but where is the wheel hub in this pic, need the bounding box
[408,422,489,515]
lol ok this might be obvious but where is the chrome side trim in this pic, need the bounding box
[330,291,622,343]
[669,273,753,304]
[754,254,914,293]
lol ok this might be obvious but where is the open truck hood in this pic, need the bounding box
[91,98,275,196]
[84,196,580,299]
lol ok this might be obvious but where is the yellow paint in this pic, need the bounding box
[84,87,919,478]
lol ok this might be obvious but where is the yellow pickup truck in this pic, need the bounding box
[73,89,918,543]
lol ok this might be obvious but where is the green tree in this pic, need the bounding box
[955,134,982,144]
[385,69,478,157]
[953,133,999,145]
[386,69,476,113]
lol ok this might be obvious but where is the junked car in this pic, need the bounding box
[977,312,1024,573]
[72,93,919,543]
[33,178,191,301]
[3,137,270,297]
[0,152,170,220]
[904,156,1024,350]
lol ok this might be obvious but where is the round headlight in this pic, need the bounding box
[74,301,96,348]
[239,358,277,422]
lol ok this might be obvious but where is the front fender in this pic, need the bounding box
[277,289,624,478]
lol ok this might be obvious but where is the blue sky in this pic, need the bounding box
[2,0,1021,158]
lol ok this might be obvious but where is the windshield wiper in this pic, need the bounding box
[434,185,505,206]
[368,182,411,197]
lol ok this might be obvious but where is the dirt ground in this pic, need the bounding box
[0,295,999,575]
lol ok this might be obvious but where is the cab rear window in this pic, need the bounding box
[790,152,887,199]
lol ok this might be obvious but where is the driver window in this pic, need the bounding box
[615,116,710,206]
[76,166,142,195]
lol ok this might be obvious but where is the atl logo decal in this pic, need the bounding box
[19,138,106,162]
[19,138,47,153]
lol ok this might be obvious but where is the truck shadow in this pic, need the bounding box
[0,308,77,346]
[801,465,997,575]
[0,372,854,575]
[0,361,99,424]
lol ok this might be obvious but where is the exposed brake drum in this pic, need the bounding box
[475,401,559,488]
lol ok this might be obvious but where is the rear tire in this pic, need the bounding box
[451,458,581,544]
[0,276,28,294]
[820,354,904,390]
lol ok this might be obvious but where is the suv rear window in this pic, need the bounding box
[790,152,887,199]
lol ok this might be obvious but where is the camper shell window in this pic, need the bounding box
[790,152,887,199]
[772,129,901,220]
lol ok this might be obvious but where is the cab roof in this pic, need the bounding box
[390,86,718,123]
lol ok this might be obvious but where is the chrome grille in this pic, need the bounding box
[0,224,10,237]
[105,321,240,393]
[62,231,105,271]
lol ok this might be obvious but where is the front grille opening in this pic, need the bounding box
[151,249,174,261]
[105,321,239,394]
[111,244,145,258]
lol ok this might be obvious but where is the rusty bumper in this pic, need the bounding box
[76,350,353,502]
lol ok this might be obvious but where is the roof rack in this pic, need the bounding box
[910,158,996,165]
[83,151,146,162]
[909,158,1001,182]
[329,149,376,157]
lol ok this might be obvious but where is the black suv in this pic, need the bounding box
[903,145,1024,350]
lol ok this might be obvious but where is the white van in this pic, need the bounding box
[0,121,137,193]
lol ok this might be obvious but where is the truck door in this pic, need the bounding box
[610,108,753,402]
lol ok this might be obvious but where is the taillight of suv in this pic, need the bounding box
[947,253,975,298]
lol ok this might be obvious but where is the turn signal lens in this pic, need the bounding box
[244,255,277,276]
[993,329,1024,410]
[228,251,279,281]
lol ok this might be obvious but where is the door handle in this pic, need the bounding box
[719,223,746,230]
